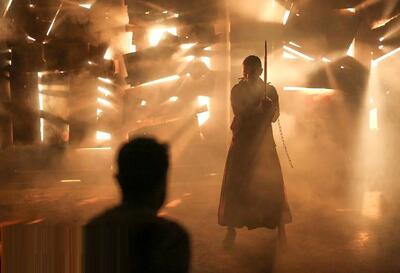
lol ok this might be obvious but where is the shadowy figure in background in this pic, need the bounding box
[218,55,292,249]
[84,137,190,273]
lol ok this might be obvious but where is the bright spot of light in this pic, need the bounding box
[184,55,195,62]
[180,43,196,50]
[97,97,113,107]
[46,3,62,36]
[27,35,36,42]
[283,51,298,59]
[379,37,385,42]
[322,57,332,63]
[3,0,13,17]
[96,108,103,119]
[201,56,211,68]
[197,96,210,126]
[347,8,356,13]
[173,13,179,18]
[104,48,113,60]
[97,86,112,97]
[60,179,82,183]
[379,45,384,50]
[148,26,177,46]
[204,46,212,51]
[79,3,92,9]
[140,100,147,106]
[369,107,378,130]
[162,10,168,14]
[140,75,180,87]
[347,39,355,57]
[283,86,335,95]
[165,199,182,208]
[98,77,113,84]
[283,9,291,25]
[96,131,111,141]
[289,41,301,48]
[168,96,179,102]
[283,46,314,61]
[371,47,400,67]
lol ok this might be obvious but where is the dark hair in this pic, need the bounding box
[243,55,262,68]
[117,137,169,195]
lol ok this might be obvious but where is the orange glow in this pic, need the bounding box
[165,199,182,208]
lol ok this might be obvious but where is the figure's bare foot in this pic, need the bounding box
[223,227,236,250]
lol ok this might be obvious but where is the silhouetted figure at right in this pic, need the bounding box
[84,137,190,273]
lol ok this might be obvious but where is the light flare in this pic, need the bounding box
[140,75,180,87]
[96,131,112,141]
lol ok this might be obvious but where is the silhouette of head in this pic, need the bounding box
[116,137,169,210]
[243,55,263,80]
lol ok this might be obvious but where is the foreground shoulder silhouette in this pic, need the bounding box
[84,137,190,273]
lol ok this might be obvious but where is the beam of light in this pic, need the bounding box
[289,41,301,48]
[379,37,385,42]
[322,57,332,63]
[369,107,378,130]
[27,35,36,42]
[76,147,112,151]
[140,100,147,106]
[162,10,168,14]
[197,96,210,126]
[97,97,113,107]
[60,179,82,183]
[96,108,103,119]
[139,75,180,87]
[3,0,13,17]
[347,39,355,57]
[165,199,182,208]
[372,14,400,29]
[98,77,113,84]
[347,8,356,13]
[97,86,112,97]
[148,26,177,46]
[204,46,211,51]
[96,131,111,141]
[46,2,63,36]
[283,46,314,61]
[282,9,291,25]
[371,47,400,67]
[168,96,179,102]
[283,86,335,95]
[180,43,196,50]
[38,84,68,91]
[272,0,276,8]
[104,48,113,60]
[78,3,92,9]
[27,219,44,225]
[283,51,298,59]
[201,56,211,68]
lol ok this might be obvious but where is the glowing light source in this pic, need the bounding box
[96,131,112,141]
[165,199,182,208]
[347,39,355,57]
[379,37,385,42]
[60,179,82,183]
[289,41,301,48]
[3,0,13,17]
[27,35,36,42]
[79,3,92,9]
[148,27,177,46]
[140,100,147,106]
[283,46,314,61]
[369,107,378,130]
[168,96,179,102]
[347,8,356,13]
[371,47,400,67]
[96,108,103,119]
[97,86,112,97]
[98,77,113,84]
[201,56,211,68]
[97,97,113,107]
[379,45,384,50]
[283,51,298,59]
[197,96,210,126]
[46,3,63,36]
[283,9,291,25]
[322,57,332,63]
[184,55,195,62]
[180,43,196,50]
[203,46,212,51]
[104,48,113,60]
[283,86,335,95]
[140,75,180,87]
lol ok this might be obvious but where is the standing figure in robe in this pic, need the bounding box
[218,55,292,248]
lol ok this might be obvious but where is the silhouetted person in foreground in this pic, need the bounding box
[218,55,292,249]
[84,137,190,273]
